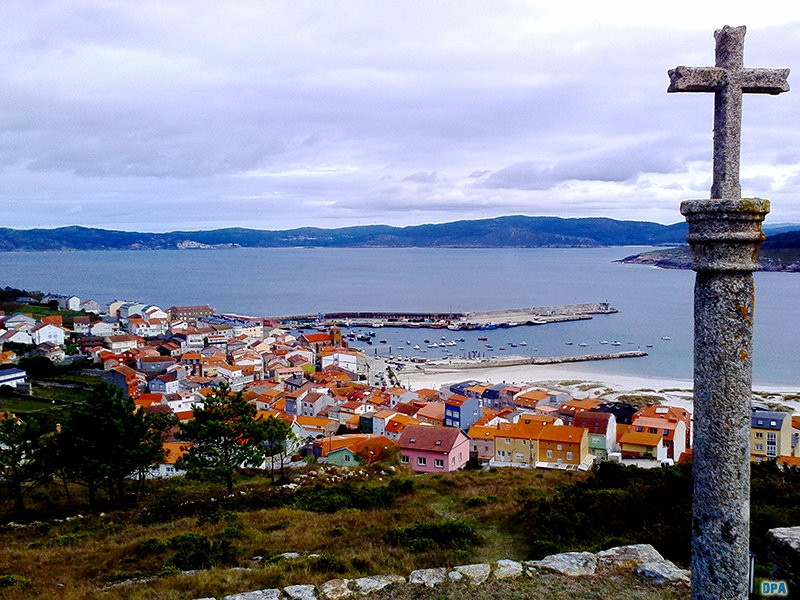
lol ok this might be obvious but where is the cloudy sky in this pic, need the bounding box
[2,1,799,231]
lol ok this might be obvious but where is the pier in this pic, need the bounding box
[273,302,617,329]
[418,350,648,372]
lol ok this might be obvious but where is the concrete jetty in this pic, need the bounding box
[274,302,616,329]
[418,350,647,372]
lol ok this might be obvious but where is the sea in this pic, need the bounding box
[1,246,798,388]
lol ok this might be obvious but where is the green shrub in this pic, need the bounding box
[311,552,346,573]
[329,526,346,537]
[465,495,491,508]
[0,575,32,590]
[134,538,167,556]
[388,518,478,550]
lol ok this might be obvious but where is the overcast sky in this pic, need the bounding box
[2,1,799,231]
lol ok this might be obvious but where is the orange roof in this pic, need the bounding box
[162,441,190,464]
[496,422,544,440]
[777,456,800,467]
[41,315,63,326]
[136,393,164,408]
[634,404,691,422]
[465,385,488,394]
[174,410,194,421]
[559,398,603,412]
[416,402,445,421]
[446,394,469,407]
[619,431,663,447]
[538,425,587,444]
[303,333,331,343]
[516,389,549,402]
[416,388,440,400]
[295,415,335,428]
[468,424,508,441]
[316,434,381,457]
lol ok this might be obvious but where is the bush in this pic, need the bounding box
[329,526,346,537]
[0,575,32,590]
[465,495,491,508]
[311,552,346,573]
[388,518,479,550]
[134,538,167,556]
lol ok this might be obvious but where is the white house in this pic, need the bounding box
[0,368,28,389]
[0,329,33,345]
[43,294,80,311]
[31,323,66,346]
[320,350,368,378]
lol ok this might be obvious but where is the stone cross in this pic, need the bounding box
[668,26,789,600]
[669,25,789,199]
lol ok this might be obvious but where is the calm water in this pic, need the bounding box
[1,247,798,387]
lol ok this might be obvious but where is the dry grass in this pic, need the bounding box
[0,467,587,600]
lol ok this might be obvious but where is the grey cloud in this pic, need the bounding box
[402,171,438,183]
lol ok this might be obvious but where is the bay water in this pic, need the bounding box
[1,246,797,388]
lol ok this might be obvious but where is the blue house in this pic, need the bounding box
[444,394,482,431]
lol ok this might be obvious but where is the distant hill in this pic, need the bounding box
[618,229,800,272]
[0,216,693,251]
[2,217,796,252]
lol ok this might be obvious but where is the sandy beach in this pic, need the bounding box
[372,357,800,416]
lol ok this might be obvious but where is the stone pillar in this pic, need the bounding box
[681,198,769,600]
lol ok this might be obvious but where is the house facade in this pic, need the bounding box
[398,424,470,473]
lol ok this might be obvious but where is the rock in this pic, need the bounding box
[597,544,664,570]
[224,590,281,600]
[493,559,523,580]
[320,578,351,599]
[634,560,690,585]
[284,584,317,600]
[525,552,598,576]
[280,552,301,559]
[767,526,800,595]
[409,567,447,587]
[451,563,491,584]
[447,571,464,582]
[308,553,321,558]
[352,574,405,594]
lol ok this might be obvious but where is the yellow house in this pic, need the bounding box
[751,410,792,461]
[492,422,543,467]
[537,426,589,466]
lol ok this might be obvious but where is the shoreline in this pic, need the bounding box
[386,359,799,396]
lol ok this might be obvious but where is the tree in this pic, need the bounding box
[58,382,171,509]
[177,384,267,494]
[0,413,54,512]
[262,415,294,483]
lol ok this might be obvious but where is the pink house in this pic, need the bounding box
[398,425,470,473]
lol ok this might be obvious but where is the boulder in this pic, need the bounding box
[525,552,598,576]
[597,544,664,570]
[493,559,523,579]
[409,567,448,587]
[351,574,405,594]
[320,578,351,599]
[224,590,282,600]
[284,584,317,600]
[451,563,491,585]
[634,560,690,585]
[280,552,301,560]
[767,526,800,595]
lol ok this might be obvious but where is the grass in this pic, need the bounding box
[0,467,585,600]
[2,462,798,599]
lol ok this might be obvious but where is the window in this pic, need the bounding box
[755,444,764,451]
[435,459,444,468]
[417,457,427,466]
[557,444,562,451]
[566,452,573,461]
[636,426,643,432]
[498,450,505,458]
[546,449,553,459]
[663,429,669,436]
[755,432,764,439]
[345,455,351,462]
[401,455,409,464]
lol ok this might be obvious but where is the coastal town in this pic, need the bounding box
[3,291,800,478]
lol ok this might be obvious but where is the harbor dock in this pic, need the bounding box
[274,302,617,329]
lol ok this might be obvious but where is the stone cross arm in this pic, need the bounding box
[669,65,790,94]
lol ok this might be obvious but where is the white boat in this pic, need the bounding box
[600,340,609,345]
[661,336,671,341]
[611,341,622,346]
[520,341,527,346]
[578,342,588,347]
[413,345,420,350]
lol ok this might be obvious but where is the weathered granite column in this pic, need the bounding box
[681,198,767,599]
[669,25,789,600]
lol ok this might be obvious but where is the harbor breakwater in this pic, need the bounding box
[419,350,648,372]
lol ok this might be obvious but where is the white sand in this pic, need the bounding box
[376,358,800,415]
